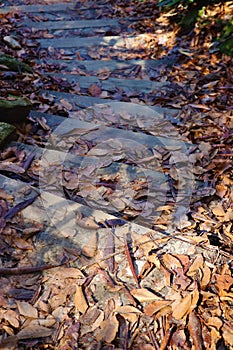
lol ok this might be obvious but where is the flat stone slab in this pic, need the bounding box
[11,140,169,225]
[24,19,120,30]
[38,58,177,73]
[31,107,185,149]
[38,34,158,49]
[0,3,75,14]
[47,73,171,93]
[41,90,179,118]
[0,173,212,266]
[0,173,166,265]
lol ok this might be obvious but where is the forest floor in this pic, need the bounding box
[0,0,233,349]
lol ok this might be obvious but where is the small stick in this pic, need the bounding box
[124,238,140,288]
[0,263,61,276]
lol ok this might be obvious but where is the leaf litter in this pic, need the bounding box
[0,0,233,349]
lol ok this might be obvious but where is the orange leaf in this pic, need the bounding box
[74,285,88,314]
[172,289,199,320]
[187,312,203,350]
[144,300,172,317]
[130,288,162,302]
[96,315,119,343]
[161,253,183,271]
[115,305,142,324]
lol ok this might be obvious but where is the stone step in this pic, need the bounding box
[1,171,204,268]
[0,172,165,265]
[30,107,186,150]
[10,140,169,226]
[38,58,177,74]
[23,19,120,31]
[27,106,194,226]
[38,34,158,49]
[40,90,179,120]
[0,3,75,14]
[46,73,172,94]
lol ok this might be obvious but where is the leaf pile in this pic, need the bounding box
[0,0,232,349]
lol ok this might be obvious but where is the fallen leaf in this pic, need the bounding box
[60,98,73,110]
[115,305,142,323]
[187,312,203,350]
[96,314,119,343]
[74,285,88,314]
[81,232,98,257]
[130,288,162,302]
[144,300,172,317]
[2,310,20,328]
[88,84,101,97]
[17,301,38,318]
[172,289,199,320]
[16,325,53,339]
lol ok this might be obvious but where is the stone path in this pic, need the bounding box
[0,1,199,264]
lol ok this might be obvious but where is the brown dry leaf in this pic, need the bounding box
[16,325,53,339]
[13,237,33,250]
[80,307,104,335]
[2,310,20,328]
[215,274,233,294]
[88,84,102,97]
[53,267,84,280]
[52,306,70,322]
[222,323,233,346]
[63,171,79,190]
[2,325,14,336]
[60,98,73,110]
[88,146,109,156]
[76,212,100,230]
[187,312,203,350]
[144,300,172,317]
[200,265,211,290]
[187,254,204,276]
[205,316,223,330]
[60,126,98,138]
[82,232,98,257]
[130,288,162,302]
[212,204,225,217]
[79,306,102,326]
[74,285,88,314]
[17,301,38,318]
[115,305,142,324]
[172,289,199,320]
[161,253,183,270]
[216,184,228,198]
[95,314,119,343]
[224,209,233,222]
[50,293,67,310]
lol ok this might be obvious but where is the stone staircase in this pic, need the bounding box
[0,1,200,265]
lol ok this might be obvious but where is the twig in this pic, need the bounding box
[0,263,61,276]
[124,237,140,288]
[4,193,39,220]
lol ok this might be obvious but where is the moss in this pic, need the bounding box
[0,122,16,146]
[0,54,33,73]
[0,96,32,123]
